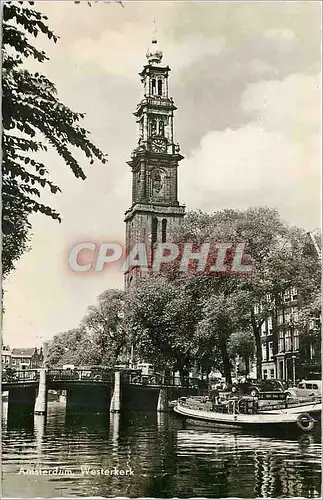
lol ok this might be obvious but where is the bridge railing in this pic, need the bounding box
[2,369,39,383]
[2,368,208,389]
[47,369,114,383]
[122,372,203,388]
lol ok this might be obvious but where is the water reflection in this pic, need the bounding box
[2,402,321,498]
[176,428,321,498]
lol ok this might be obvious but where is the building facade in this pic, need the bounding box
[260,231,321,382]
[124,37,185,287]
[10,347,44,369]
[2,345,12,367]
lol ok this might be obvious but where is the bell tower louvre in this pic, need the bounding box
[124,35,185,286]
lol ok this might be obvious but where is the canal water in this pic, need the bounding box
[2,401,321,498]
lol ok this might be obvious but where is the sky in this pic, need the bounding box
[3,1,321,347]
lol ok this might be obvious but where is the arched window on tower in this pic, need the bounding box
[162,219,167,243]
[158,79,163,96]
[151,216,158,248]
[151,78,156,95]
[151,119,157,136]
[158,120,164,136]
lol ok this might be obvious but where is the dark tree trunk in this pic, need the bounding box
[254,327,262,379]
[179,367,189,387]
[244,356,250,375]
[177,354,190,387]
[220,341,232,385]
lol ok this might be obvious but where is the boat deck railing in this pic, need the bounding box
[177,394,321,415]
[178,396,258,415]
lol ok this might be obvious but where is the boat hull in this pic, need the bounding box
[174,402,319,433]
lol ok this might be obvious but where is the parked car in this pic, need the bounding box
[285,380,322,399]
[231,378,285,397]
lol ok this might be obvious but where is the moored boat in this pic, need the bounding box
[174,395,321,433]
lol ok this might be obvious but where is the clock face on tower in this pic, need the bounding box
[151,137,166,153]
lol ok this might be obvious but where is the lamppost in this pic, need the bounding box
[290,313,297,386]
[292,355,296,386]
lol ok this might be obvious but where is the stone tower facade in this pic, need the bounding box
[124,37,185,286]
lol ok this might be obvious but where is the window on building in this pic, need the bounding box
[267,317,273,329]
[293,329,299,351]
[261,323,267,337]
[261,343,267,361]
[291,287,298,300]
[151,217,158,248]
[162,219,167,243]
[278,332,284,352]
[285,329,291,351]
[270,369,275,379]
[151,78,156,95]
[278,313,284,325]
[157,79,163,96]
[12,359,16,365]
[158,120,164,136]
[269,342,274,360]
[285,308,291,323]
[263,369,268,380]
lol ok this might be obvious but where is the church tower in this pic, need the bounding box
[124,35,185,286]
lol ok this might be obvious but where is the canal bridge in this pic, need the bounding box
[2,368,203,415]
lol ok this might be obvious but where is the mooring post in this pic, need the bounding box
[157,388,168,412]
[110,371,121,413]
[34,369,47,415]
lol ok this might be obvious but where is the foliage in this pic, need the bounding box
[2,1,108,278]
[44,290,127,367]
[227,330,255,374]
[82,289,128,365]
[43,328,101,367]
[196,291,251,384]
[169,207,321,378]
[124,275,201,381]
[227,330,255,359]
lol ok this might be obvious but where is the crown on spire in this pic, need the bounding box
[146,19,163,64]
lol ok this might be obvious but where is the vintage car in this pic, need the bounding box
[231,378,285,397]
[285,380,322,399]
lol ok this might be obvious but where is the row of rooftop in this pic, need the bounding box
[2,346,44,370]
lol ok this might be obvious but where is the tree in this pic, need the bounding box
[124,275,200,384]
[2,2,108,278]
[227,330,255,375]
[196,291,251,385]
[82,289,128,366]
[170,208,320,378]
[43,328,101,367]
[44,290,128,367]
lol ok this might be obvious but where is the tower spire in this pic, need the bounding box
[125,35,185,287]
[146,18,163,64]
